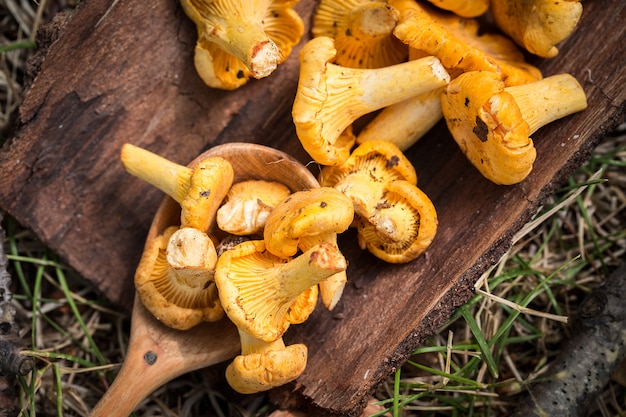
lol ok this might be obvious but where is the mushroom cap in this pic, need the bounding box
[292,36,356,165]
[215,240,347,342]
[319,140,418,218]
[286,284,319,325]
[441,70,535,185]
[135,226,224,330]
[181,0,304,89]
[490,0,583,58]
[356,180,437,263]
[225,332,307,394]
[180,156,234,232]
[390,0,542,86]
[216,179,291,236]
[193,44,252,91]
[312,0,408,68]
[424,0,489,18]
[263,187,355,258]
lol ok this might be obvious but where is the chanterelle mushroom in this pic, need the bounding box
[292,35,450,166]
[441,71,588,185]
[319,140,418,220]
[320,140,437,262]
[225,328,307,394]
[490,0,583,58]
[355,180,438,263]
[263,187,355,310]
[390,0,542,86]
[312,0,407,69]
[215,240,347,342]
[121,144,234,232]
[134,226,224,330]
[424,0,489,18]
[180,0,304,89]
[263,188,354,258]
[216,179,291,236]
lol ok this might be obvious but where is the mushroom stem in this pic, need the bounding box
[298,233,347,311]
[166,227,217,288]
[199,19,281,79]
[503,73,588,135]
[356,87,444,151]
[121,144,191,203]
[272,242,347,301]
[340,55,450,112]
[180,0,283,79]
[238,328,287,356]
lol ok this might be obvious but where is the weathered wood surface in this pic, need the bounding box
[0,0,624,415]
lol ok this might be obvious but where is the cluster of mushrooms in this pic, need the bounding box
[122,0,589,395]
[121,144,359,393]
[181,0,588,185]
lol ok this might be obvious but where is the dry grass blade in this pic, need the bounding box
[374,126,626,416]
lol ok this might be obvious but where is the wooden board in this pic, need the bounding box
[0,0,624,415]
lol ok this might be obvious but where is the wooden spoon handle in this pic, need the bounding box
[90,298,239,416]
[89,347,174,417]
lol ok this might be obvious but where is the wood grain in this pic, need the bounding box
[0,0,624,415]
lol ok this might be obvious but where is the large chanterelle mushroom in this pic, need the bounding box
[292,35,450,166]
[180,0,304,89]
[441,71,588,185]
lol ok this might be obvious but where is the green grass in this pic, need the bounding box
[370,132,626,417]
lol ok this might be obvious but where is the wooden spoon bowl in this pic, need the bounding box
[90,143,320,417]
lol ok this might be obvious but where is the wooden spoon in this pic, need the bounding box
[90,143,320,417]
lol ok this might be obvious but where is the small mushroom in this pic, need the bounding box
[312,0,408,68]
[319,140,436,262]
[134,226,224,330]
[121,144,234,232]
[263,188,355,258]
[225,328,307,394]
[355,180,437,263]
[216,179,291,236]
[292,35,450,166]
[214,240,347,342]
[390,0,542,86]
[490,0,583,58]
[441,70,588,185]
[180,0,304,89]
[319,140,418,220]
[424,0,489,18]
[263,187,355,310]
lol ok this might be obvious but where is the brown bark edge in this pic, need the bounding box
[0,0,624,415]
